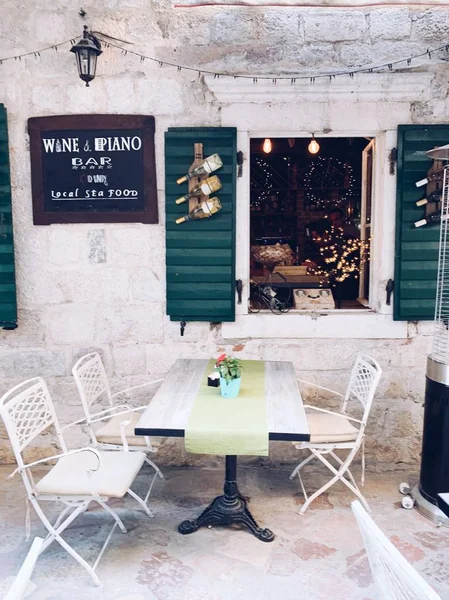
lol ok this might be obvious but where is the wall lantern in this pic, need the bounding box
[308,134,320,155]
[70,26,102,87]
[263,138,272,154]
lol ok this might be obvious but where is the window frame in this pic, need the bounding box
[223,128,408,339]
[248,135,374,312]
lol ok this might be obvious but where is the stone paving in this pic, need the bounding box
[0,465,448,600]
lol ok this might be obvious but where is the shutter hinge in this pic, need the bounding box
[236,279,243,304]
[237,151,244,177]
[389,148,398,175]
[0,213,7,238]
[386,279,394,305]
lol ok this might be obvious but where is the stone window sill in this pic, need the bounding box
[222,311,408,340]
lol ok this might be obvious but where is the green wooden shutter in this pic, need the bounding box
[394,125,449,321]
[165,127,236,322]
[0,105,17,330]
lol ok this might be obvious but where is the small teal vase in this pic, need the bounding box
[220,376,241,398]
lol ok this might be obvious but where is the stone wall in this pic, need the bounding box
[0,0,448,469]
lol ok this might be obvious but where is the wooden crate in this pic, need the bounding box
[293,288,335,310]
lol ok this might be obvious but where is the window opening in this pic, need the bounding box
[249,137,373,312]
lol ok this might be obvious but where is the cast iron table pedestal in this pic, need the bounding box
[178,455,275,542]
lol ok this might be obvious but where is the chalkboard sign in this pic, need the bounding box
[28,115,158,224]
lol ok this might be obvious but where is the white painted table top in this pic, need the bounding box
[135,359,310,442]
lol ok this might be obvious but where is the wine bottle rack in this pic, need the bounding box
[188,143,206,214]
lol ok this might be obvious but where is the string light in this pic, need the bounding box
[252,156,274,212]
[307,226,370,287]
[0,36,82,63]
[304,156,355,211]
[0,36,448,83]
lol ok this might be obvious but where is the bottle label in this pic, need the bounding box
[415,177,428,188]
[200,175,221,195]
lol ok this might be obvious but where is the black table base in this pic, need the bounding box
[178,455,275,542]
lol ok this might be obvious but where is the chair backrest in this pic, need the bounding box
[72,352,113,418]
[0,377,67,468]
[341,354,382,423]
[351,501,441,600]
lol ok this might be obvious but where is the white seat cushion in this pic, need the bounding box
[95,412,165,448]
[307,412,359,443]
[35,450,145,498]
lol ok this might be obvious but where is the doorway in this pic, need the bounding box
[249,136,374,311]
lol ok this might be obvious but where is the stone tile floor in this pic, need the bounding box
[0,464,448,600]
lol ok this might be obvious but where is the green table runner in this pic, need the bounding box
[185,359,269,456]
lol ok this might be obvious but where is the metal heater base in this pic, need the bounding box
[411,485,449,527]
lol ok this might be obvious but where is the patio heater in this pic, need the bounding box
[402,145,449,524]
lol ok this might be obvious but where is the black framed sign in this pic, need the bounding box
[28,115,158,224]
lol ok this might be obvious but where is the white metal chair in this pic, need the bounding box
[290,354,382,514]
[71,352,165,515]
[351,500,441,600]
[0,377,151,587]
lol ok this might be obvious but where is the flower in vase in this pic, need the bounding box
[215,354,242,384]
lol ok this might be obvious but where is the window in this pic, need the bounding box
[249,137,374,313]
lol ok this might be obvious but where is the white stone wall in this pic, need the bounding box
[0,0,448,469]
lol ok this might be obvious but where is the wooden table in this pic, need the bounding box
[136,359,310,542]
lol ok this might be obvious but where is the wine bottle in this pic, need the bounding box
[414,210,449,228]
[415,189,442,207]
[176,197,222,224]
[176,154,223,184]
[175,175,222,205]
[415,168,446,188]
[294,246,300,266]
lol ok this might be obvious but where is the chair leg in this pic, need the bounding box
[296,468,309,507]
[289,452,315,480]
[93,497,127,534]
[311,451,371,513]
[329,451,358,489]
[299,473,340,515]
[142,456,164,506]
[127,488,154,518]
[51,505,72,531]
[32,499,102,587]
[143,471,159,505]
[145,456,164,480]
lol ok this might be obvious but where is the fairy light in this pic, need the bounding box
[307,226,370,287]
[304,156,355,210]
[251,157,274,212]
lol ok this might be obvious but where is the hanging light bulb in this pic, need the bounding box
[263,138,272,154]
[308,134,320,155]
